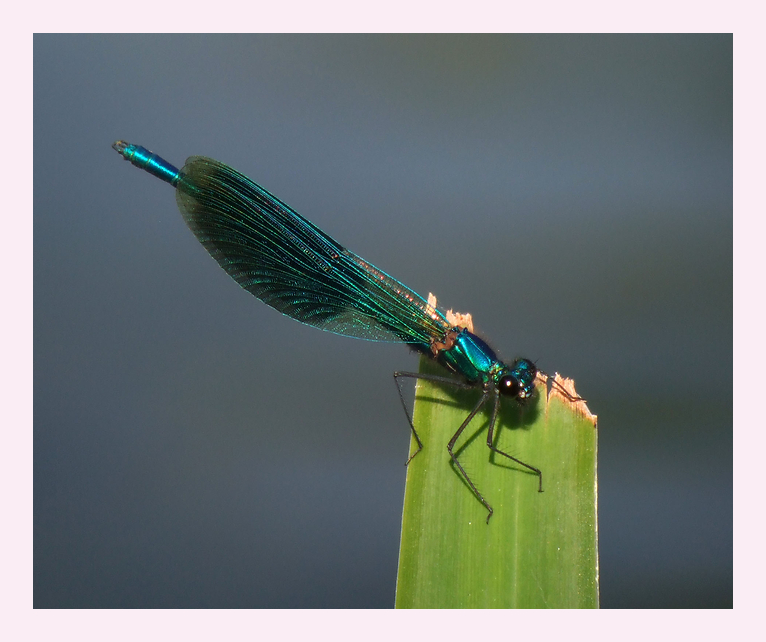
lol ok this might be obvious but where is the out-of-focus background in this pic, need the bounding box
[34,34,731,608]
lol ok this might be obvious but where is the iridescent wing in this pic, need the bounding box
[175,156,452,346]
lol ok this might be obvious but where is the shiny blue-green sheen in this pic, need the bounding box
[174,154,449,349]
[112,141,181,186]
[444,331,498,381]
[509,355,537,399]
[112,141,537,398]
[435,329,536,398]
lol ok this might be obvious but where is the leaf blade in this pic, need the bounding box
[395,356,598,609]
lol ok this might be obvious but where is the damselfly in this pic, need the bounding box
[112,141,580,523]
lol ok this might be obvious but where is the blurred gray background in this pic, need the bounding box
[34,34,732,608]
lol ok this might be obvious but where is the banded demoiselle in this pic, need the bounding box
[112,141,579,523]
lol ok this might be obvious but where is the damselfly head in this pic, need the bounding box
[498,358,537,399]
[497,373,521,397]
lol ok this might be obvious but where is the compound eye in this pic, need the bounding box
[498,375,520,397]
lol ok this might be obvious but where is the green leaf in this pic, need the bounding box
[395,355,598,609]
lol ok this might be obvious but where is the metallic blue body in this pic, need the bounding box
[113,141,181,186]
[437,329,496,382]
[435,329,536,399]
[112,139,538,403]
[112,140,550,522]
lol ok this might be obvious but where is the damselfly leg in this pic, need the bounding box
[393,371,544,523]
